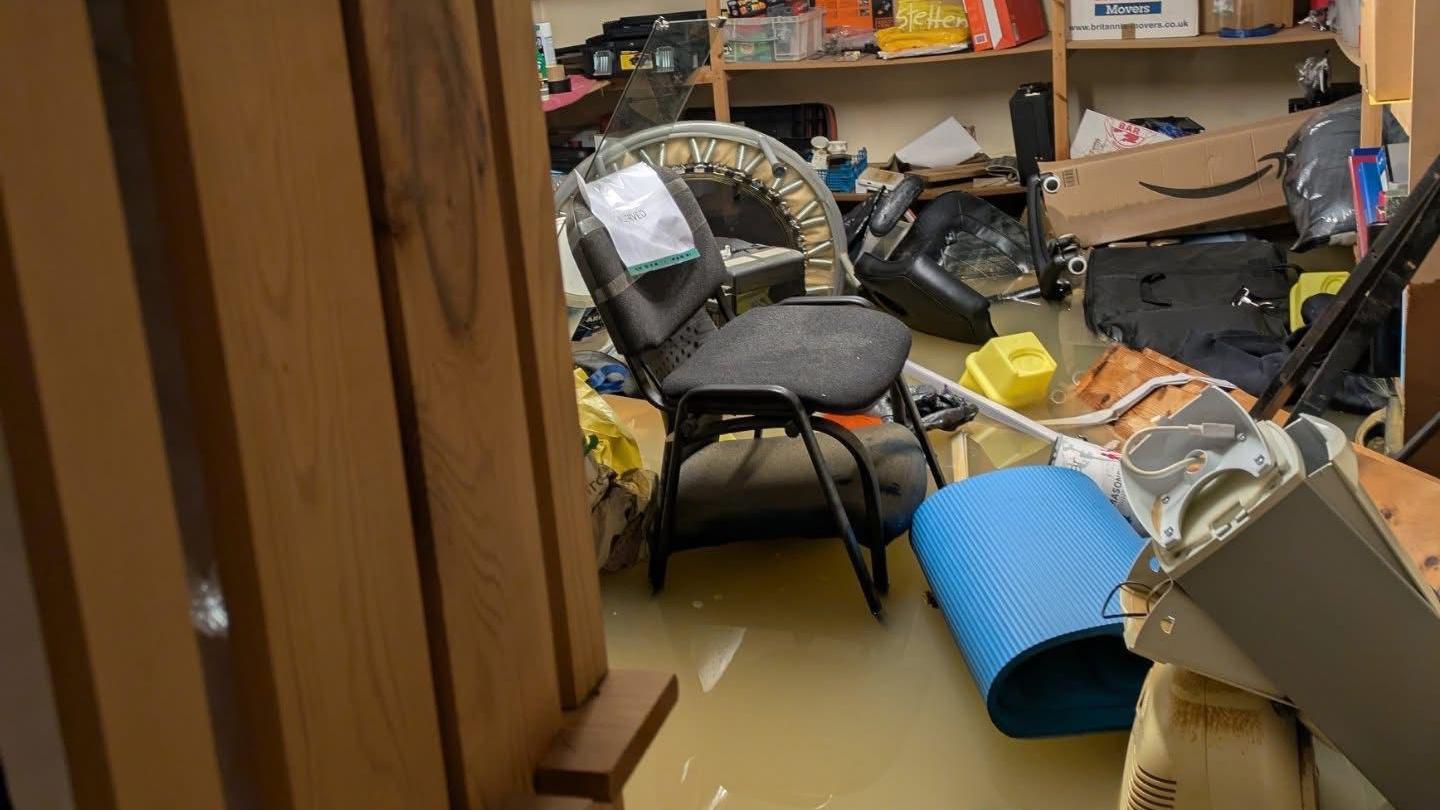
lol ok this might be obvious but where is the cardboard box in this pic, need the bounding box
[1199,0,1294,34]
[1068,0,1199,41]
[819,0,875,30]
[1071,110,1171,157]
[1038,107,1313,245]
[1361,0,1413,102]
[963,0,1048,51]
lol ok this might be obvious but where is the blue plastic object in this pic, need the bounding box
[816,148,868,193]
[910,466,1150,738]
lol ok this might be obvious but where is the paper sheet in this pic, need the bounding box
[895,117,982,168]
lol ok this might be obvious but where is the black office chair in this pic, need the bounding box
[567,168,944,616]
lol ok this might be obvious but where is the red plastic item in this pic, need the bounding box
[962,0,1047,51]
[819,413,883,430]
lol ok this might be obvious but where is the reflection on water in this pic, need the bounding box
[603,295,1131,809]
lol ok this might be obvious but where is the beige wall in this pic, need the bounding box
[534,0,1355,159]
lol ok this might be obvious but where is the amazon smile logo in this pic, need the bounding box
[1138,152,1288,199]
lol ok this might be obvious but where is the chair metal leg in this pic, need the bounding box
[894,379,947,488]
[650,424,684,594]
[795,418,883,617]
[812,419,888,594]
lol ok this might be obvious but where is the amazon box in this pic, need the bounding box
[1038,108,1312,246]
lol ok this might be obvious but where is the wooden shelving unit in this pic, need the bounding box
[1067,25,1333,50]
[722,35,1051,71]
[831,182,1024,203]
[703,0,1337,160]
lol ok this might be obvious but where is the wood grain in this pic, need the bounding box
[0,3,226,807]
[1066,26,1334,49]
[342,0,567,805]
[1404,3,1440,470]
[124,1,449,807]
[1075,346,1440,591]
[721,36,1052,70]
[1050,0,1070,159]
[535,670,680,803]
[705,0,731,120]
[472,0,610,707]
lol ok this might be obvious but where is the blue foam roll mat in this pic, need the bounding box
[910,466,1151,738]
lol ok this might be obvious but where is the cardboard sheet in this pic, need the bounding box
[896,117,982,168]
[1038,107,1314,245]
[1070,110,1170,158]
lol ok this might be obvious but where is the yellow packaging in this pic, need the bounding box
[574,368,644,472]
[876,0,969,56]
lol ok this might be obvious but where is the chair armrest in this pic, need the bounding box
[778,296,875,309]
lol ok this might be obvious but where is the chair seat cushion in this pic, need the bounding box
[659,304,911,412]
[671,422,927,551]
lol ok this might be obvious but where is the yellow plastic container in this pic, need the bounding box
[1289,271,1349,330]
[959,332,1057,409]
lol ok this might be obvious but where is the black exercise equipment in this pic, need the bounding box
[567,168,944,617]
[842,171,1082,343]
[1253,150,1440,422]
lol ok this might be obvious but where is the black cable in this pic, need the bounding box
[1100,580,1156,620]
[1397,409,1440,463]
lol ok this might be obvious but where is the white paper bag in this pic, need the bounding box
[578,163,699,276]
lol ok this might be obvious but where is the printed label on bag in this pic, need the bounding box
[578,163,700,278]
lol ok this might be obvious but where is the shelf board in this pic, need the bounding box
[831,182,1025,203]
[1068,26,1333,50]
[721,35,1051,72]
[542,76,610,114]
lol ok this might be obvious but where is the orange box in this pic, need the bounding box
[963,0,1047,51]
[819,0,875,30]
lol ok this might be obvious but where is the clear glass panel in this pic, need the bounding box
[583,17,725,182]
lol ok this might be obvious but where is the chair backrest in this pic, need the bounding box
[568,167,728,357]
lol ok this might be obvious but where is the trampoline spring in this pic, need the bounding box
[799,216,825,228]
[804,240,833,257]
[795,200,819,219]
[703,138,717,163]
[776,179,804,196]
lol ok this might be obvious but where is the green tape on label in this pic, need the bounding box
[627,247,700,277]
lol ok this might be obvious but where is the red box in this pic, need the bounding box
[963,0,1047,51]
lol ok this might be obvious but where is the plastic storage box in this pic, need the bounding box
[959,331,1057,408]
[726,9,825,62]
[1289,271,1349,330]
[817,148,868,193]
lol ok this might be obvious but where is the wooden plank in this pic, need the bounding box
[0,3,226,807]
[831,182,1025,203]
[505,797,595,810]
[705,0,731,120]
[341,0,567,805]
[1404,2,1440,470]
[721,35,1052,70]
[1360,95,1383,148]
[1050,1,1070,159]
[1074,346,1440,592]
[470,0,610,707]
[1066,26,1335,49]
[123,2,450,807]
[535,670,680,803]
